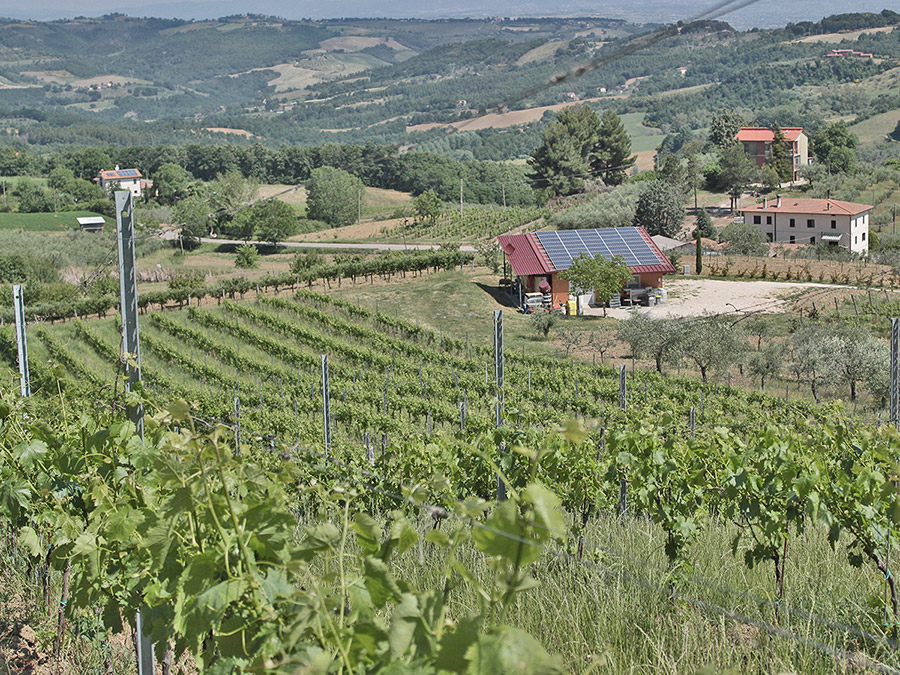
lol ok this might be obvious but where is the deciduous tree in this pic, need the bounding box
[413,189,444,224]
[720,222,767,256]
[717,141,756,212]
[813,121,858,175]
[306,166,365,226]
[253,199,299,247]
[633,180,685,238]
[708,109,744,148]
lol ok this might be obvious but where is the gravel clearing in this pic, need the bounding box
[593,278,839,319]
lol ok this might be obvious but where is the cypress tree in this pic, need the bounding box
[696,233,703,275]
[769,124,793,184]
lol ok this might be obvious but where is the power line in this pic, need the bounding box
[450,0,768,136]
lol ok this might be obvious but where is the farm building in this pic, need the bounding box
[94,166,151,198]
[735,126,808,182]
[741,196,872,254]
[497,227,676,309]
[76,216,106,232]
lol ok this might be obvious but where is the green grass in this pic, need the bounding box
[621,112,666,153]
[0,210,106,231]
[850,108,900,145]
[402,513,892,673]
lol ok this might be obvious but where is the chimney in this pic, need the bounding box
[776,194,781,208]
[114,164,119,170]
[763,197,768,209]
[826,202,831,211]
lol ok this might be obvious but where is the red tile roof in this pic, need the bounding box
[497,233,552,276]
[735,126,805,142]
[743,198,871,216]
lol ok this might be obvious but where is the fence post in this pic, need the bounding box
[890,318,899,429]
[116,190,153,675]
[321,354,331,454]
[690,406,695,438]
[234,397,241,456]
[494,310,506,502]
[618,364,627,519]
[12,284,29,397]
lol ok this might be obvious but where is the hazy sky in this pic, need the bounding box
[0,0,896,28]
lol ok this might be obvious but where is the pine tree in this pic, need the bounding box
[527,105,601,197]
[592,109,635,186]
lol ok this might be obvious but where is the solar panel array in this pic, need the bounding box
[535,227,663,270]
[116,169,140,177]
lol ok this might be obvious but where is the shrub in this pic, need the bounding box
[235,243,259,269]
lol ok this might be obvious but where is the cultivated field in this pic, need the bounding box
[793,25,897,43]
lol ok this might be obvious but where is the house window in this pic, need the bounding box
[789,235,795,243]
[807,219,815,228]
[831,220,836,229]
[863,232,867,241]
[810,236,815,245]
[753,215,761,224]
[766,233,773,242]
[766,215,772,225]
[789,218,795,227]
[854,236,858,244]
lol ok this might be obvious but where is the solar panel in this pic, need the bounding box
[535,227,664,271]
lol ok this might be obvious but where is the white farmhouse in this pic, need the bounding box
[95,166,148,198]
[741,197,872,255]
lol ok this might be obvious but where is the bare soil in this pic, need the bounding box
[406,96,622,132]
[292,217,404,242]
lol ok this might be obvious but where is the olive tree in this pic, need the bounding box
[681,314,745,383]
[559,253,632,317]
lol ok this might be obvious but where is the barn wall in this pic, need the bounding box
[550,273,569,307]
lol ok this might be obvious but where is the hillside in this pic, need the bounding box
[0,11,896,162]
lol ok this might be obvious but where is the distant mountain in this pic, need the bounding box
[3,0,897,29]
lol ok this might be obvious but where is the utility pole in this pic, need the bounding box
[358,188,362,224]
[116,190,153,675]
[459,177,463,217]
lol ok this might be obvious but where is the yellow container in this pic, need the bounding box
[566,299,577,315]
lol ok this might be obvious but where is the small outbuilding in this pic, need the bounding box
[77,216,106,232]
[497,226,676,309]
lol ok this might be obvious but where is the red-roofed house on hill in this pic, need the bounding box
[735,127,809,181]
[497,227,676,309]
[741,196,871,254]
[95,166,150,199]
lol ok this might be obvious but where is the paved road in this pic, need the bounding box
[200,237,477,253]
